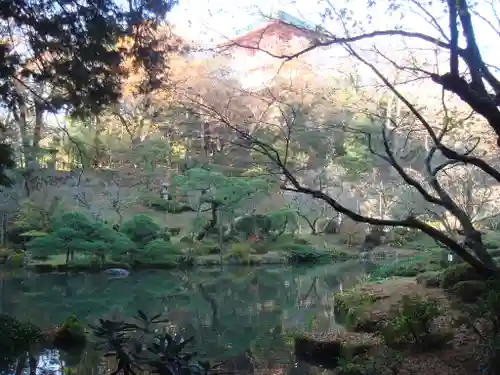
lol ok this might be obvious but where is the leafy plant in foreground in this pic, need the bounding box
[336,347,403,375]
[458,280,500,375]
[52,314,87,350]
[383,294,448,350]
[90,310,216,375]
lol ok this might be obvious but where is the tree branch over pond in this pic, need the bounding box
[189,90,497,276]
[192,0,500,277]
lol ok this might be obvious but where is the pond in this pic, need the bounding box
[0,260,381,375]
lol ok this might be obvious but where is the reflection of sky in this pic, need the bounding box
[36,351,62,375]
[9,350,62,375]
[4,262,385,368]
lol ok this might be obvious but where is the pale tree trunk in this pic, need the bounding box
[464,175,475,219]
[13,83,30,168]
[218,210,224,270]
[12,83,47,197]
[32,101,43,152]
[0,213,5,247]
[296,212,319,235]
[4,112,23,166]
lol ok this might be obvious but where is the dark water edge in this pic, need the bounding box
[6,347,342,375]
[0,261,382,375]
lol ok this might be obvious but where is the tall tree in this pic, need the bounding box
[0,0,178,172]
[0,0,177,115]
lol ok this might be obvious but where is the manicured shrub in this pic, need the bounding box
[371,255,442,279]
[120,215,161,246]
[441,263,484,289]
[227,242,255,261]
[28,214,136,264]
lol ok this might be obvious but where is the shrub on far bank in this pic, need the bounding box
[25,209,358,269]
[141,239,183,264]
[168,227,182,236]
[384,227,422,247]
[111,238,185,267]
[254,235,337,263]
[140,194,195,214]
[371,254,442,279]
[180,233,343,265]
[226,242,255,262]
[27,213,137,265]
[120,215,161,246]
[189,239,220,256]
[404,235,447,252]
[187,234,339,265]
[286,244,332,263]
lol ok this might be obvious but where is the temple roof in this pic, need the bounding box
[217,10,321,53]
[236,11,317,36]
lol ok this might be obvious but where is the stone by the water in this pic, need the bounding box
[104,268,130,277]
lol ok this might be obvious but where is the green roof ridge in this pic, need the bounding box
[274,10,316,31]
[235,10,317,36]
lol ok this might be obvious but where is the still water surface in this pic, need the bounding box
[0,261,380,375]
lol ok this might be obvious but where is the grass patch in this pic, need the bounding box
[370,252,443,279]
[30,253,71,265]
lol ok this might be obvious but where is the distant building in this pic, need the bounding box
[217,11,325,89]
[218,11,321,54]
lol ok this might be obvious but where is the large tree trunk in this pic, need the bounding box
[196,201,220,241]
[13,82,31,169]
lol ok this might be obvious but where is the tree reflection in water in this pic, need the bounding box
[2,261,380,375]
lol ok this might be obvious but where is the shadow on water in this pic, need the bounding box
[0,260,381,375]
